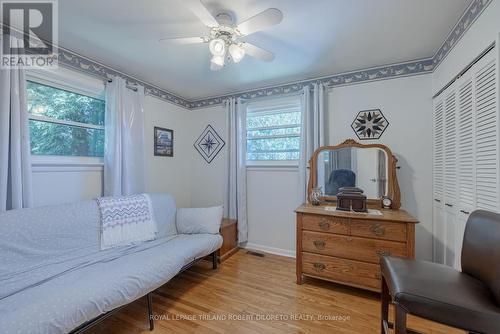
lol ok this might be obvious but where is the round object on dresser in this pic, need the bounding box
[310,187,322,206]
[382,196,392,209]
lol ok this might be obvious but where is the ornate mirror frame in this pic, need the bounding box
[307,139,401,209]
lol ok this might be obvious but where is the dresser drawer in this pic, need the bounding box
[302,214,349,235]
[302,231,407,263]
[302,252,381,290]
[350,219,406,242]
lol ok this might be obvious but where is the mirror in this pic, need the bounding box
[316,147,388,198]
[308,139,401,209]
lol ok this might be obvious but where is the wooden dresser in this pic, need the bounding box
[296,205,418,292]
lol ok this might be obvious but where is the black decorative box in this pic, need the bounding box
[336,187,367,212]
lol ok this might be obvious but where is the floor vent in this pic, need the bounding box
[246,250,265,257]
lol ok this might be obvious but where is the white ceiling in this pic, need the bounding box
[58,0,472,100]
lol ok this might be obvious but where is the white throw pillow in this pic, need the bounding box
[176,206,223,234]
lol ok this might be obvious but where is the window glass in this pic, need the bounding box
[29,120,104,157]
[27,80,105,157]
[246,103,301,162]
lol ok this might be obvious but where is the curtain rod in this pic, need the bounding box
[433,42,495,99]
[106,78,139,92]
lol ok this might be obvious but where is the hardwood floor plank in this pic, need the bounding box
[86,251,465,334]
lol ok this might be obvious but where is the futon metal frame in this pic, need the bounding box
[69,251,219,333]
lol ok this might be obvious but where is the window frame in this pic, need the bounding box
[245,96,302,167]
[26,67,106,166]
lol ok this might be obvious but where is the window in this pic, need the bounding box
[246,97,302,164]
[27,81,105,157]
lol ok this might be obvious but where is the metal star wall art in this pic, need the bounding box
[194,125,225,163]
[351,109,389,140]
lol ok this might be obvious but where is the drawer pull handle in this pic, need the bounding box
[376,250,391,257]
[370,224,386,236]
[445,203,453,207]
[434,199,441,203]
[460,210,470,215]
[318,220,330,231]
[313,263,326,272]
[313,240,326,249]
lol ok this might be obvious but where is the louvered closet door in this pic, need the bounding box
[433,49,499,268]
[444,91,458,207]
[474,59,499,213]
[432,99,445,264]
[443,90,458,267]
[456,77,475,269]
[434,100,445,202]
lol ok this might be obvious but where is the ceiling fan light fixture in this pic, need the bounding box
[210,55,224,71]
[209,38,226,56]
[229,43,245,63]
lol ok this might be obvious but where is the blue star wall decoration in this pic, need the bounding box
[194,125,225,163]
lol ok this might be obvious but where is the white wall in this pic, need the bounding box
[143,96,192,208]
[187,105,299,257]
[328,75,434,260]
[188,106,228,208]
[245,167,298,257]
[32,164,103,207]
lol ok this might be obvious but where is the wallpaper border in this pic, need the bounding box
[432,0,492,68]
[57,48,192,108]
[188,58,434,109]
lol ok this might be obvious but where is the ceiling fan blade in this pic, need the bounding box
[159,36,207,44]
[184,0,219,28]
[236,8,283,36]
[243,43,274,62]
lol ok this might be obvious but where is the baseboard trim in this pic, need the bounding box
[243,243,295,258]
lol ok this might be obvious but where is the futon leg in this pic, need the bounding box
[147,293,154,331]
[381,275,390,334]
[394,304,407,334]
[212,251,218,269]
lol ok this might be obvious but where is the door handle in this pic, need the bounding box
[370,224,386,236]
[313,263,326,272]
[376,250,391,257]
[313,240,326,249]
[318,220,330,231]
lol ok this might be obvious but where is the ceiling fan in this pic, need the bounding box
[159,0,283,71]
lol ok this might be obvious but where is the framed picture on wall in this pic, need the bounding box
[154,127,173,157]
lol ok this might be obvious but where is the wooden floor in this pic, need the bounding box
[88,251,464,334]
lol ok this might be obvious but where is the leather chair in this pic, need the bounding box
[325,169,356,195]
[380,210,500,334]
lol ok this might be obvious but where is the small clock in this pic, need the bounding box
[381,196,392,209]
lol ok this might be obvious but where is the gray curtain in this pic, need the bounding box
[298,83,325,204]
[104,76,146,196]
[0,36,33,211]
[223,97,248,243]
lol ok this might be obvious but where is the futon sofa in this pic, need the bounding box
[0,193,223,334]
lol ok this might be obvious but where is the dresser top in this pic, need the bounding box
[295,204,419,224]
